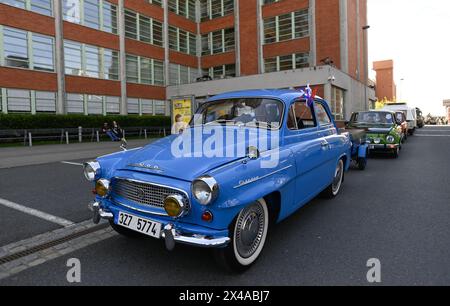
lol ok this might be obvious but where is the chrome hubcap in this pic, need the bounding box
[235,202,265,259]
[332,161,344,194]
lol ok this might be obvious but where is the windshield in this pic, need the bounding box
[190,98,284,129]
[351,112,394,126]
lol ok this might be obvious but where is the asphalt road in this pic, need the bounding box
[0,127,449,285]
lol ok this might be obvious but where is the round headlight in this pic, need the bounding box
[192,176,219,205]
[374,138,381,144]
[83,161,100,181]
[95,179,110,197]
[164,195,185,217]
[386,136,395,143]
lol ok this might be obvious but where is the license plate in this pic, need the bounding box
[369,145,375,150]
[116,211,162,238]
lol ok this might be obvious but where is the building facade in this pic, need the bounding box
[0,0,374,120]
[373,60,396,102]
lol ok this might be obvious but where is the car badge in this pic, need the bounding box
[136,188,145,200]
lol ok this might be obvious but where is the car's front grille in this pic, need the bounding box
[111,178,189,212]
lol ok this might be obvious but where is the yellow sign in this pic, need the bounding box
[171,98,193,135]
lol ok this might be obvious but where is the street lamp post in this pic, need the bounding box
[362,25,370,110]
[399,78,405,102]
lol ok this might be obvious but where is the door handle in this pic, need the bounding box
[321,141,330,149]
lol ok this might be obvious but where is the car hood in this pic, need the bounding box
[115,126,279,181]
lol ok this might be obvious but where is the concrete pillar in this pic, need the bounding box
[324,82,332,103]
[339,0,348,74]
[309,0,317,67]
[163,0,170,86]
[234,0,241,76]
[53,0,66,114]
[118,0,128,115]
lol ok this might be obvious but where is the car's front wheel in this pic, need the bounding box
[214,199,269,273]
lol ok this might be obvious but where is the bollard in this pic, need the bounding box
[122,129,126,138]
[65,131,69,144]
[28,132,32,147]
[78,126,82,143]
[144,129,147,139]
[96,130,100,143]
[163,128,166,137]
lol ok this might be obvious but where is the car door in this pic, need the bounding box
[315,101,342,186]
[284,99,330,208]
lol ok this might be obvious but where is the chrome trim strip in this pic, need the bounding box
[112,199,169,216]
[233,165,293,189]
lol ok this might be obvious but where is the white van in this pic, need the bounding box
[381,103,417,135]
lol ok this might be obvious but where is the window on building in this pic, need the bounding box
[7,89,31,112]
[32,34,54,72]
[200,0,233,21]
[169,26,196,55]
[84,0,100,29]
[263,9,309,44]
[126,54,165,86]
[330,86,344,120]
[63,40,82,75]
[124,9,163,47]
[124,9,138,39]
[102,1,118,34]
[140,57,152,85]
[264,52,309,72]
[140,99,152,114]
[202,28,235,55]
[66,93,84,113]
[64,40,119,80]
[62,0,118,34]
[87,94,103,114]
[168,0,196,21]
[3,27,29,69]
[207,64,235,79]
[149,0,162,6]
[63,0,82,23]
[126,54,139,83]
[127,98,139,114]
[105,96,120,114]
[154,100,166,115]
[169,63,199,85]
[1,0,53,16]
[35,91,56,112]
[84,45,101,78]
[2,27,55,72]
[103,49,119,80]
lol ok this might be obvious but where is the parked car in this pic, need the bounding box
[341,126,369,170]
[381,103,417,135]
[83,89,352,271]
[395,111,409,142]
[348,111,403,158]
[416,108,425,128]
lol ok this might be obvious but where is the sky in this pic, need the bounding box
[368,0,450,116]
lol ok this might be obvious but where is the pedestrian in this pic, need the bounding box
[112,120,128,148]
[102,122,120,142]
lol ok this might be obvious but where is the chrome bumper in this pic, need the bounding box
[368,143,399,150]
[88,202,230,250]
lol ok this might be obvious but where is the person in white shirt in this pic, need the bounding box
[172,114,188,135]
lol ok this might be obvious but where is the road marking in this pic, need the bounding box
[0,198,74,227]
[415,134,450,137]
[61,161,84,166]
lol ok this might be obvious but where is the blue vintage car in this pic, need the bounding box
[84,89,352,271]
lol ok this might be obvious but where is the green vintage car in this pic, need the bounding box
[347,111,403,158]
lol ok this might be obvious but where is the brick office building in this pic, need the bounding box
[0,0,374,120]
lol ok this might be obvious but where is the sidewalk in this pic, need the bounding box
[0,139,155,169]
